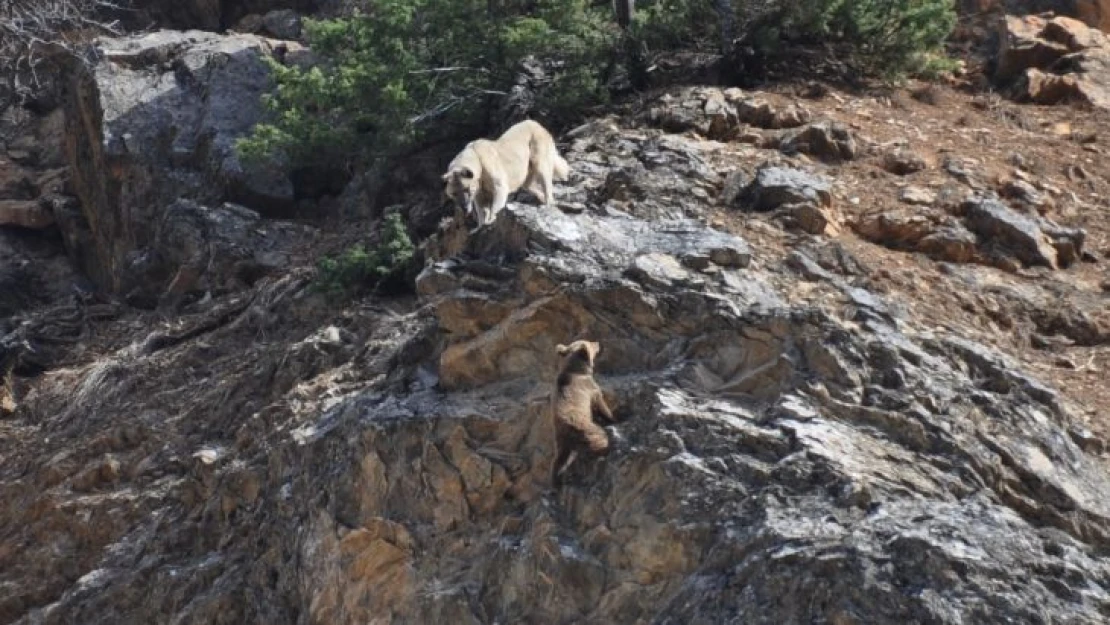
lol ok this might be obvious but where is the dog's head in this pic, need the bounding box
[442,167,478,214]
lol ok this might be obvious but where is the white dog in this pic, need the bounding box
[442,119,570,228]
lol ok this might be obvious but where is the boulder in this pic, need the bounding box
[1000,178,1053,212]
[64,30,296,292]
[779,122,860,162]
[963,196,1070,268]
[994,13,1110,108]
[740,165,833,211]
[996,14,1073,82]
[393,170,1110,624]
[121,199,315,307]
[1026,47,1110,107]
[917,226,981,263]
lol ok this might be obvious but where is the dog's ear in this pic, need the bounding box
[556,344,570,356]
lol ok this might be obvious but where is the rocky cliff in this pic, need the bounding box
[2,6,1110,625]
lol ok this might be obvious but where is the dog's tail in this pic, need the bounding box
[552,148,570,181]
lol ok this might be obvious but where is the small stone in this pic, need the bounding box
[1000,179,1051,212]
[625,253,693,289]
[781,203,840,236]
[900,186,937,206]
[883,148,929,176]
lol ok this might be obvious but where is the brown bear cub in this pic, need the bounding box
[550,339,617,488]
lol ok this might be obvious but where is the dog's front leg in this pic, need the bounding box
[489,181,510,224]
[467,199,481,228]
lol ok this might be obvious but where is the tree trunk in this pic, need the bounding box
[715,0,734,55]
[613,0,634,28]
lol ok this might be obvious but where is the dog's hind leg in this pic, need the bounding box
[540,167,556,208]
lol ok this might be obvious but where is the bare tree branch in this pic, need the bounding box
[0,0,128,106]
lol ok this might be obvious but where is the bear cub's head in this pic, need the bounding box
[556,340,601,374]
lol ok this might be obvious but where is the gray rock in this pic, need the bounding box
[943,155,985,188]
[0,229,79,319]
[883,147,929,175]
[780,121,860,161]
[899,185,936,205]
[389,173,1110,624]
[261,9,302,39]
[964,196,1062,268]
[11,95,1110,625]
[785,250,835,281]
[1000,178,1050,210]
[918,226,980,264]
[577,133,719,221]
[1041,221,1086,267]
[728,90,812,129]
[642,88,812,140]
[625,253,698,289]
[853,194,1085,271]
[65,30,295,291]
[776,202,838,235]
[462,204,752,276]
[122,198,315,307]
[742,165,833,211]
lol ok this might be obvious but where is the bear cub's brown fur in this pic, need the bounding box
[550,339,617,487]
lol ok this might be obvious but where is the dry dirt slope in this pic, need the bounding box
[1,77,1110,624]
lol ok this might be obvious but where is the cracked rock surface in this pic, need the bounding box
[2,80,1110,625]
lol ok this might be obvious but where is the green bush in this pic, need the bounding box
[630,0,721,52]
[628,0,955,78]
[236,0,619,171]
[315,212,416,297]
[759,0,957,76]
[239,0,955,179]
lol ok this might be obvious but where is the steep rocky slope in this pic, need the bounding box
[4,2,1110,622]
[3,68,1110,623]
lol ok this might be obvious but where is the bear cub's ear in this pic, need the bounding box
[556,344,570,356]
